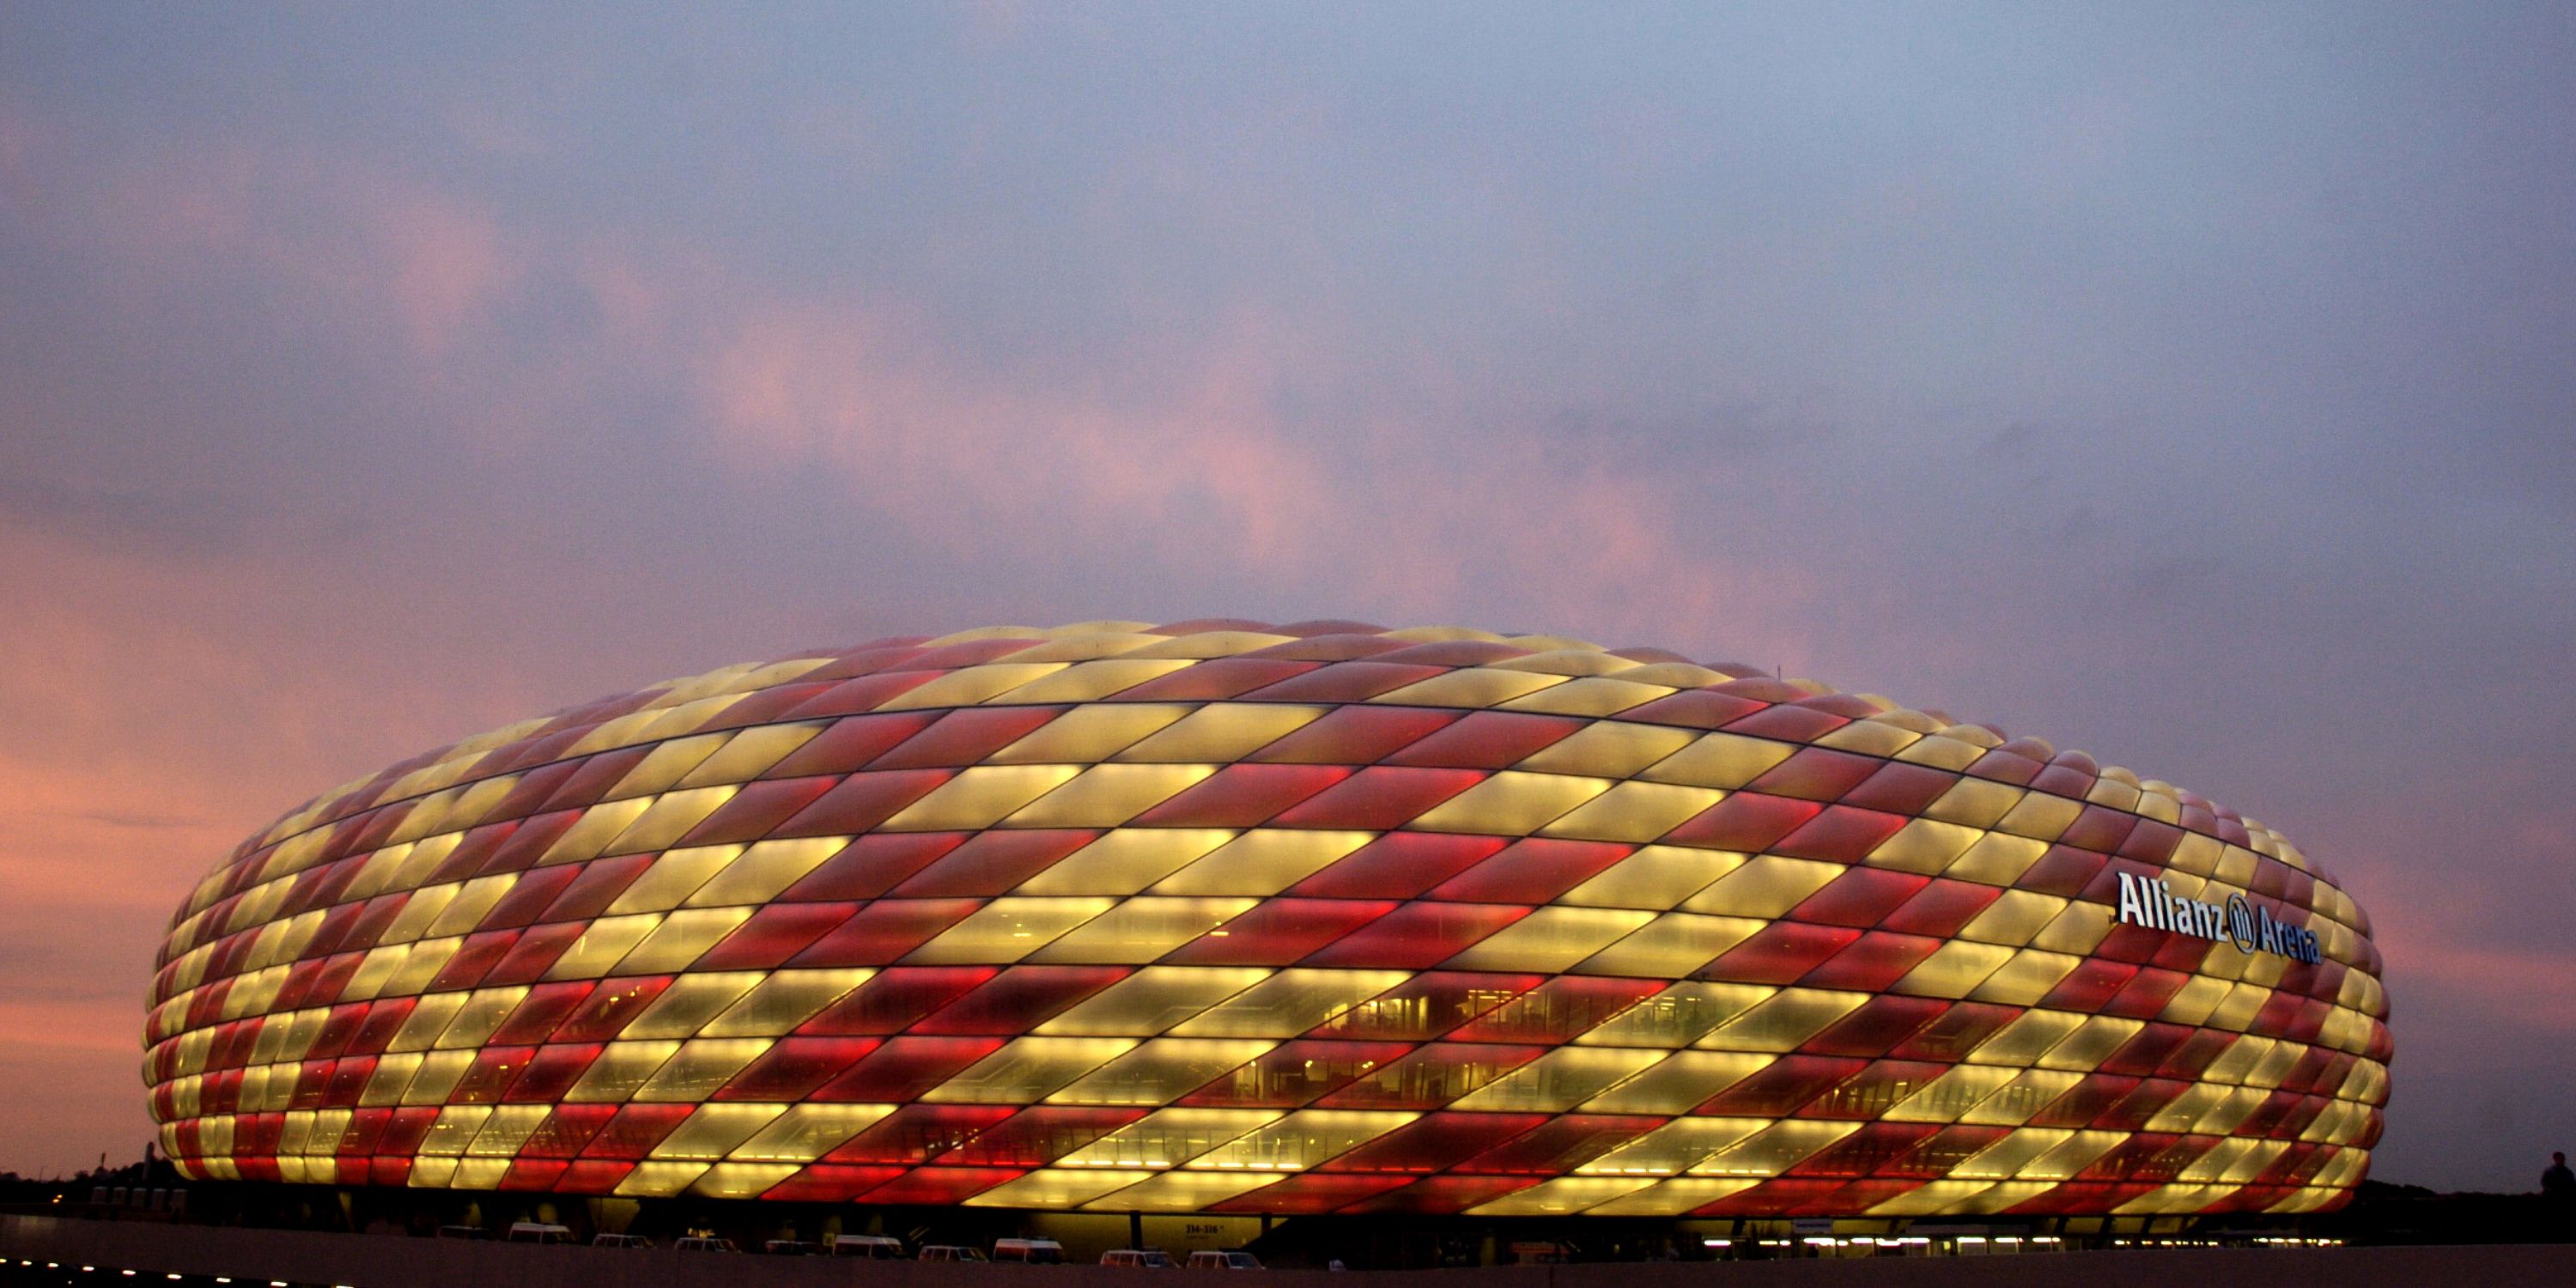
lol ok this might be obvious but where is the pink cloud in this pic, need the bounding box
[686,289,1813,655]
[31,134,523,365]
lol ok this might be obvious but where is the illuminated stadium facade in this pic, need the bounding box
[146,620,2390,1224]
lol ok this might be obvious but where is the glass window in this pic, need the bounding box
[1883,1065,2023,1124]
[1036,968,1273,1036]
[425,874,521,939]
[1558,845,1744,911]
[2015,1129,2125,1180]
[685,836,847,907]
[416,1105,493,1157]
[677,721,826,787]
[1577,1116,1767,1176]
[1965,950,2081,1006]
[1443,908,1656,973]
[1540,782,1722,844]
[1690,1120,1859,1177]
[920,1036,1137,1104]
[542,914,664,981]
[1057,1108,1279,1169]
[727,1103,898,1163]
[537,798,653,867]
[1030,898,1259,964]
[1188,1109,1420,1171]
[1018,829,1236,896]
[462,1103,551,1157]
[1004,764,1219,829]
[623,973,766,1039]
[1467,1176,1656,1217]
[990,702,1196,764]
[2036,1016,2145,1072]
[358,1052,422,1107]
[1574,913,1761,979]
[1574,981,1774,1048]
[1411,771,1612,836]
[1452,1047,1667,1112]
[604,787,739,856]
[611,1160,709,1197]
[1149,829,1374,896]
[605,846,745,915]
[647,1103,787,1159]
[905,898,1116,964]
[1583,1176,1763,1217]
[1636,732,1797,789]
[879,765,1084,832]
[702,969,874,1037]
[1695,989,1868,1054]
[1113,703,1327,763]
[1577,1050,1771,1115]
[378,884,461,945]
[377,939,463,998]
[612,908,756,975]
[606,734,731,801]
[1170,969,1412,1038]
[1678,856,1843,919]
[1047,1038,1279,1106]
[386,993,470,1054]
[1889,940,2016,999]
[1957,1070,2085,1127]
[1962,1009,2087,1066]
[432,987,531,1050]
[398,1049,475,1105]
[561,1040,683,1103]
[1084,1169,1280,1212]
[689,1161,799,1200]
[631,1037,773,1102]
[960,1167,1155,1210]
[1516,720,1696,777]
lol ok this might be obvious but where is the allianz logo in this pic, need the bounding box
[2113,871,2322,964]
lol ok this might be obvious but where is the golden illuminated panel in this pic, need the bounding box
[144,620,2389,1218]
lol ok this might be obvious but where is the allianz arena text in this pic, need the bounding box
[145,620,2390,1219]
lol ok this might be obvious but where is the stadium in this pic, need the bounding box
[141,619,2390,1259]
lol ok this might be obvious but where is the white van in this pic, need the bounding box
[1100,1249,1177,1267]
[919,1246,988,1262]
[1187,1250,1263,1269]
[830,1234,908,1259]
[993,1237,1065,1264]
[507,1222,575,1245]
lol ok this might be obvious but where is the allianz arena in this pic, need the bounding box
[145,619,2389,1224]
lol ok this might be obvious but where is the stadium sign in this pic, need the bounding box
[2115,871,2320,963]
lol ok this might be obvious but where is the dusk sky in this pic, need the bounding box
[3,4,2571,1193]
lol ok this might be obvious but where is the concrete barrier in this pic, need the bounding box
[4,1216,2572,1288]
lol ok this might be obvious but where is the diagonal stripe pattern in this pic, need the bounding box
[143,620,2390,1218]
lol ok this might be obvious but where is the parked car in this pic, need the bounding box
[993,1237,1065,1264]
[1101,1249,1177,1268]
[1187,1250,1263,1269]
[507,1222,576,1245]
[435,1225,490,1241]
[591,1233,654,1249]
[764,1240,823,1255]
[674,1236,739,1252]
[919,1246,988,1263]
[830,1234,908,1259]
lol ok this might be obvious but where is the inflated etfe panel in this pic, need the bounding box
[145,620,2389,1217]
